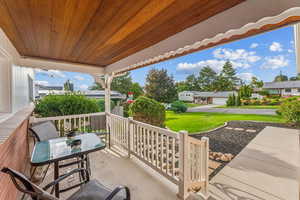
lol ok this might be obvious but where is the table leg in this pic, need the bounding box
[54,162,59,198]
[80,155,86,180]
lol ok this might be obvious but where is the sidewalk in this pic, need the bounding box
[207,126,300,200]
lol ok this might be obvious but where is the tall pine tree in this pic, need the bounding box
[145,69,177,103]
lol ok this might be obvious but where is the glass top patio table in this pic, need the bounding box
[31,133,106,166]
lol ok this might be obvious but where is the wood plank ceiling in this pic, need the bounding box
[0,0,244,67]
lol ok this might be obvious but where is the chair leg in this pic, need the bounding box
[41,164,51,183]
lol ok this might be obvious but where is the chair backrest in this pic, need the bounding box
[30,121,59,142]
[1,167,58,200]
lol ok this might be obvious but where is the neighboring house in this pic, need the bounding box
[36,86,126,102]
[83,90,126,100]
[35,84,64,98]
[178,91,237,105]
[252,81,300,98]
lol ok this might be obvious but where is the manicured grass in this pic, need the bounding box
[216,105,280,109]
[165,111,284,133]
[185,103,203,108]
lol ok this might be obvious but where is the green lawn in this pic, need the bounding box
[165,111,284,133]
[216,105,280,109]
[185,103,203,108]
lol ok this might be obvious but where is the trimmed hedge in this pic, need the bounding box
[278,97,300,125]
[130,96,165,127]
[34,93,100,117]
[170,101,187,113]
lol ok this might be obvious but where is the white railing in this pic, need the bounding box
[107,113,209,199]
[30,112,106,136]
[130,118,180,184]
[106,113,129,149]
[179,133,209,199]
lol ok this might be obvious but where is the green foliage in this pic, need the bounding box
[90,72,133,96]
[274,71,288,82]
[145,69,177,103]
[258,90,270,96]
[97,99,116,112]
[289,73,300,81]
[250,76,263,88]
[236,94,241,106]
[198,66,217,91]
[122,101,132,117]
[216,61,240,91]
[129,96,166,127]
[130,82,144,99]
[64,80,74,91]
[226,94,236,106]
[34,94,100,117]
[278,98,300,125]
[239,85,253,98]
[175,81,189,93]
[170,101,188,113]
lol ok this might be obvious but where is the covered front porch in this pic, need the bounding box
[0,1,300,200]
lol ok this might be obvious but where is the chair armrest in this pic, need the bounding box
[43,168,90,191]
[105,186,131,200]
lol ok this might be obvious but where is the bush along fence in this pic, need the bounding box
[106,113,210,199]
[30,112,210,199]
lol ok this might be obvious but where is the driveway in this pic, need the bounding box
[188,105,277,115]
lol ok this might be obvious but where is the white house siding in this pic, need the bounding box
[178,91,194,102]
[0,59,12,113]
[11,65,34,112]
[281,88,300,96]
[212,98,227,105]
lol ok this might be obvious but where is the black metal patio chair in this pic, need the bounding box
[1,167,130,200]
[29,121,90,181]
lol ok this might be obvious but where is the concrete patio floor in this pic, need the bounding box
[207,126,300,200]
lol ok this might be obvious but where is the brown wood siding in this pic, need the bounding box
[0,119,30,200]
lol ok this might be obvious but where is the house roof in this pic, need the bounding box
[83,90,126,99]
[263,81,300,89]
[189,91,237,98]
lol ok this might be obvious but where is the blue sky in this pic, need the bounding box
[35,25,297,90]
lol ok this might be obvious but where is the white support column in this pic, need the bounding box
[178,130,189,200]
[93,73,114,113]
[294,23,300,74]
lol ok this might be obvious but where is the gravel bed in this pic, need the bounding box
[191,121,298,179]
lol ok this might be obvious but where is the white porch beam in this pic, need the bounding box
[94,74,114,113]
[105,0,300,74]
[294,23,300,74]
[17,57,105,74]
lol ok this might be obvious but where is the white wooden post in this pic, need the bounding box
[128,117,133,158]
[178,130,189,200]
[94,74,114,147]
[201,137,210,199]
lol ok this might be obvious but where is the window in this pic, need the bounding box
[285,88,291,93]
[298,88,300,93]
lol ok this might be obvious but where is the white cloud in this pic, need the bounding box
[288,49,294,53]
[34,80,49,86]
[74,75,85,81]
[35,69,66,78]
[177,59,251,73]
[261,55,289,69]
[250,43,259,48]
[79,84,89,90]
[269,42,283,52]
[213,48,261,63]
[237,73,255,82]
